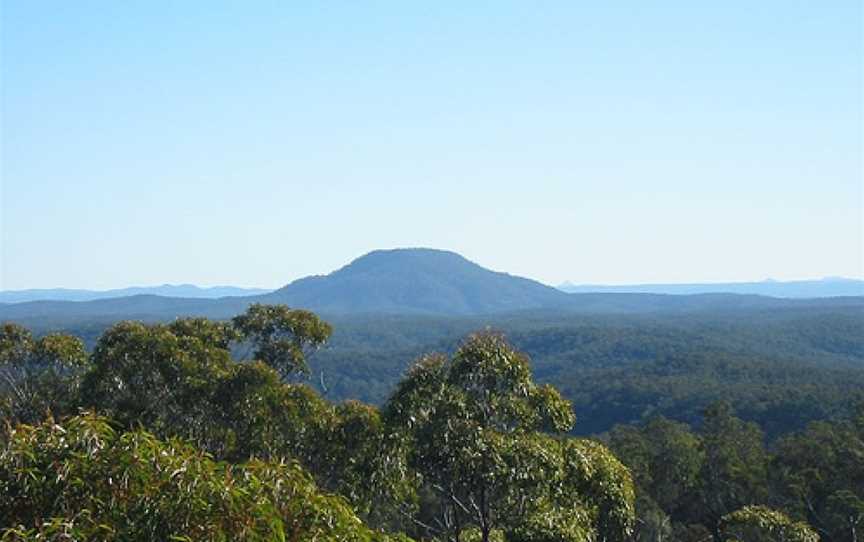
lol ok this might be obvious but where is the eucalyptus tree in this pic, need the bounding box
[385,332,634,542]
[609,416,704,540]
[774,407,864,542]
[696,401,769,532]
[232,303,332,378]
[719,506,819,542]
[0,323,88,424]
[825,491,864,542]
[80,305,332,444]
[76,310,410,531]
[80,319,235,438]
[0,412,409,542]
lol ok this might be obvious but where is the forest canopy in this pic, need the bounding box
[1,305,862,541]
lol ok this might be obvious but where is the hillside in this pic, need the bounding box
[262,248,572,315]
[304,306,864,436]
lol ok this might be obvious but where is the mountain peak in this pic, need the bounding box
[267,248,567,315]
[334,248,479,276]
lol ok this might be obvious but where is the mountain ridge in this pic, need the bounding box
[557,277,864,298]
[1,248,862,323]
[0,284,273,304]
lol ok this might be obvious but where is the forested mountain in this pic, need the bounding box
[263,248,572,314]
[2,248,862,323]
[0,284,272,303]
[558,277,864,298]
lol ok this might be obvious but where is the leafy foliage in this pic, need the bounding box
[771,405,864,542]
[0,413,401,542]
[233,303,332,377]
[719,505,819,542]
[0,323,87,424]
[608,401,864,542]
[77,314,411,526]
[386,332,634,542]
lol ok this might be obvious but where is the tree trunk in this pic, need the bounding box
[480,486,490,542]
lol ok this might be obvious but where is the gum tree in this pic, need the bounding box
[0,323,88,424]
[232,303,332,378]
[385,332,634,542]
[719,506,819,542]
[0,412,409,541]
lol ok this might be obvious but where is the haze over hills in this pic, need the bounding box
[0,284,273,304]
[558,277,864,298]
[1,248,862,324]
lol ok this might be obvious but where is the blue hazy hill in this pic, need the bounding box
[0,284,272,304]
[558,277,864,298]
[265,248,572,315]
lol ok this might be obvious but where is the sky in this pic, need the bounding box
[1,1,862,290]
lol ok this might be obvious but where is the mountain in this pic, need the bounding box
[261,248,572,315]
[557,278,864,298]
[0,284,273,304]
[1,248,862,324]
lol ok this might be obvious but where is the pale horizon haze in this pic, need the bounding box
[1,2,862,290]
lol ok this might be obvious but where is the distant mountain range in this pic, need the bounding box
[1,248,862,324]
[0,285,273,304]
[557,277,864,298]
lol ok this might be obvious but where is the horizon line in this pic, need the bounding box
[2,275,863,294]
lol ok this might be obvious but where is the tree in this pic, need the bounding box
[774,409,864,542]
[75,313,410,532]
[609,416,703,541]
[233,303,332,378]
[80,319,234,436]
[0,412,408,541]
[695,402,769,533]
[825,491,864,542]
[0,323,88,424]
[315,400,418,529]
[385,332,634,542]
[719,505,819,542]
[556,438,637,542]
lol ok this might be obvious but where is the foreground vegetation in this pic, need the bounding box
[1,305,862,541]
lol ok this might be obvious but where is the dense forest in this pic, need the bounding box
[14,304,864,439]
[1,304,862,541]
[310,307,864,439]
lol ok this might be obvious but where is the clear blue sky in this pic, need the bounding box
[1,1,861,289]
